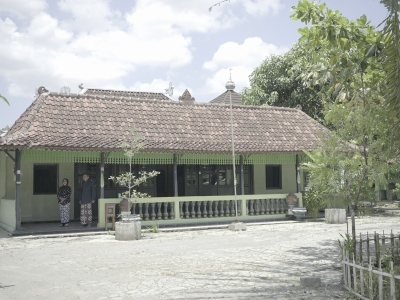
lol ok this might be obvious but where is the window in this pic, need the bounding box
[34,164,58,194]
[186,166,197,186]
[266,165,281,189]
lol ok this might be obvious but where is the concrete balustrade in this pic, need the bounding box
[98,193,302,228]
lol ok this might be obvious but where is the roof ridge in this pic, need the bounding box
[47,92,302,112]
[84,88,167,95]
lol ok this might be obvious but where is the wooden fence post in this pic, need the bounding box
[390,261,396,300]
[378,257,383,300]
[369,257,373,300]
[367,232,370,266]
[360,232,363,263]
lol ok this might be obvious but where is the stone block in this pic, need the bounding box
[115,221,141,241]
[325,209,347,224]
[300,277,321,287]
[228,222,247,231]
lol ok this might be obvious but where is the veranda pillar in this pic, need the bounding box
[15,149,22,231]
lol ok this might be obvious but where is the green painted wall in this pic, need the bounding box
[0,152,6,199]
[253,164,297,194]
[13,161,75,222]
[5,153,14,199]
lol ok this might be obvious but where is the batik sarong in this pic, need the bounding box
[59,203,70,224]
[80,203,93,224]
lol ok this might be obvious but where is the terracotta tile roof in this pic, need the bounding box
[209,90,243,105]
[0,91,327,154]
[83,88,174,101]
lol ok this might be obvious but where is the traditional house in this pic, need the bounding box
[0,79,326,232]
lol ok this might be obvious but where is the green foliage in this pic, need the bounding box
[291,0,385,106]
[304,187,324,219]
[109,127,159,199]
[147,223,159,233]
[380,0,400,112]
[0,94,9,105]
[242,43,325,122]
[292,1,400,253]
[338,233,353,257]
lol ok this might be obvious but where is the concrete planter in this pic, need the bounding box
[115,221,141,241]
[325,208,346,224]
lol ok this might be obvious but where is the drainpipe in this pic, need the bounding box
[173,154,178,197]
[15,149,22,231]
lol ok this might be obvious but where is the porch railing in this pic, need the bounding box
[97,193,303,228]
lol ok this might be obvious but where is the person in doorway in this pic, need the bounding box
[57,178,72,227]
[80,173,96,227]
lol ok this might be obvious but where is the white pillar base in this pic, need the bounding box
[228,222,247,231]
[115,221,141,241]
[325,209,347,224]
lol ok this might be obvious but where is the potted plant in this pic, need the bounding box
[109,128,159,240]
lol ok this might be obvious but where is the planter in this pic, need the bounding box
[325,208,346,224]
[286,193,298,206]
[115,221,141,241]
[292,207,307,221]
[120,198,133,212]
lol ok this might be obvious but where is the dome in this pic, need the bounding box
[225,79,235,91]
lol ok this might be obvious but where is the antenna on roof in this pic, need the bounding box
[164,82,174,97]
[60,86,70,94]
[78,83,84,90]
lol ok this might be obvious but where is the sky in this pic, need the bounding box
[0,0,389,129]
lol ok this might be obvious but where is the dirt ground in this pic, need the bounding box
[1,214,399,300]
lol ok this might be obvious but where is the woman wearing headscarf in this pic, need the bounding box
[57,178,72,227]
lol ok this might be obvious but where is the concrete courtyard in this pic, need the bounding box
[1,215,399,300]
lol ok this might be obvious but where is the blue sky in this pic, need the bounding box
[0,0,389,129]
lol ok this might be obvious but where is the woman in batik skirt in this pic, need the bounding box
[57,178,72,227]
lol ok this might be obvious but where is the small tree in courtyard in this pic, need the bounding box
[109,127,159,201]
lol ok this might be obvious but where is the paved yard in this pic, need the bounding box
[1,215,399,300]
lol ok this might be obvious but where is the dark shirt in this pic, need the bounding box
[57,186,72,205]
[81,179,96,204]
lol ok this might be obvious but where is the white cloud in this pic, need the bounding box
[202,37,288,95]
[58,0,118,32]
[0,0,286,99]
[130,79,190,101]
[0,0,47,19]
[127,0,238,37]
[240,0,284,16]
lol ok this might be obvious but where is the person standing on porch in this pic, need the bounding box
[80,173,96,227]
[57,178,72,227]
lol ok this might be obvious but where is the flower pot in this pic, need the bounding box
[120,198,133,212]
[285,193,298,206]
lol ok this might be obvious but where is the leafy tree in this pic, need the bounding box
[109,128,159,200]
[380,0,400,111]
[242,43,325,122]
[0,94,9,105]
[292,0,397,259]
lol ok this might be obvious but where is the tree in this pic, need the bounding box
[380,0,400,112]
[0,94,9,105]
[109,128,159,200]
[292,0,397,259]
[242,43,325,122]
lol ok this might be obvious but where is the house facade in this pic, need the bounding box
[0,83,325,231]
